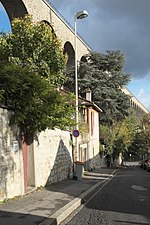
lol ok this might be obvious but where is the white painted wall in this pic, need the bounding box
[33,128,73,188]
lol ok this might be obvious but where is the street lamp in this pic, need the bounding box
[74,10,88,160]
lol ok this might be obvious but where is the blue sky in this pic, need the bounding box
[0,3,11,32]
[128,78,150,109]
[0,1,150,111]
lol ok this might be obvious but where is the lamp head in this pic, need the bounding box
[75,10,88,19]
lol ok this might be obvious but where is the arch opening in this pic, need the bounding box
[0,3,11,32]
[64,41,75,69]
[1,0,28,22]
[41,20,57,38]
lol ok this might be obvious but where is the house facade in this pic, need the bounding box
[75,90,102,171]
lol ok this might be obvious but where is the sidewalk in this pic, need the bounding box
[0,167,118,225]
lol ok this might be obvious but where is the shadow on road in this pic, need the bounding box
[0,209,56,225]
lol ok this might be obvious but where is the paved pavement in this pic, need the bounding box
[0,167,118,225]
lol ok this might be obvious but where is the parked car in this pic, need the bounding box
[140,159,149,170]
[146,160,150,172]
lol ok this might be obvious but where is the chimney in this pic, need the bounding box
[86,88,92,101]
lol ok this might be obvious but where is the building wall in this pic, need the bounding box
[88,109,100,169]
[88,108,99,157]
[0,107,24,201]
[76,106,100,170]
[0,108,73,200]
[33,128,73,187]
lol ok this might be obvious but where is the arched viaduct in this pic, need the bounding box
[1,0,91,67]
[1,0,148,117]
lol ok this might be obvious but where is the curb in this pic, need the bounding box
[39,169,118,225]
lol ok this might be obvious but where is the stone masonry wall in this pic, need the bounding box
[0,107,24,201]
[90,153,101,170]
[23,0,90,59]
[3,0,90,60]
[34,128,73,188]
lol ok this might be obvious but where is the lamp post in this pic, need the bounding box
[74,10,88,161]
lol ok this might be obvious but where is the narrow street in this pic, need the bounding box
[61,167,150,225]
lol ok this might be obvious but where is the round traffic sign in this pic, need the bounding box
[73,129,80,137]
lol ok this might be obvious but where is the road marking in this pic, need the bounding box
[138,194,146,202]
[131,185,147,191]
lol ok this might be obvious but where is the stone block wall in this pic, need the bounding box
[90,153,101,170]
[0,107,24,201]
[0,155,7,199]
[47,139,73,183]
[23,0,90,59]
[34,128,73,188]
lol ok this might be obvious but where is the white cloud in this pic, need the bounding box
[0,3,3,12]
[137,88,144,98]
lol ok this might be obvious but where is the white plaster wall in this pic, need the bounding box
[93,112,99,140]
[6,150,24,199]
[34,128,72,188]
[89,111,100,159]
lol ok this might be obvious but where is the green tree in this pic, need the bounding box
[127,129,150,160]
[128,113,150,159]
[65,50,131,125]
[0,15,74,136]
[100,112,139,161]
[142,113,150,130]
[112,112,139,159]
[99,124,115,154]
[0,15,67,86]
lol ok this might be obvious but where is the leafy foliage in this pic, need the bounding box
[99,124,115,154]
[0,15,74,135]
[65,50,131,124]
[127,130,149,159]
[100,112,140,159]
[127,113,150,159]
[142,113,150,130]
[0,64,74,134]
[115,112,140,147]
[0,15,67,86]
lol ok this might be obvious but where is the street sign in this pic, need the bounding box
[73,129,80,137]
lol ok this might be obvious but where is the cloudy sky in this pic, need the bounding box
[0,0,150,110]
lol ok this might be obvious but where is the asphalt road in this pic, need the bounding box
[61,167,150,225]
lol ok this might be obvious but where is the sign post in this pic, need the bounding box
[72,129,80,179]
[73,129,80,138]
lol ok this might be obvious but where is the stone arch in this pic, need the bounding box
[63,41,75,68]
[41,20,56,37]
[80,55,88,63]
[1,0,28,22]
[79,55,88,68]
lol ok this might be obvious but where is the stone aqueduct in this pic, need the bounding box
[1,0,90,67]
[1,0,149,116]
